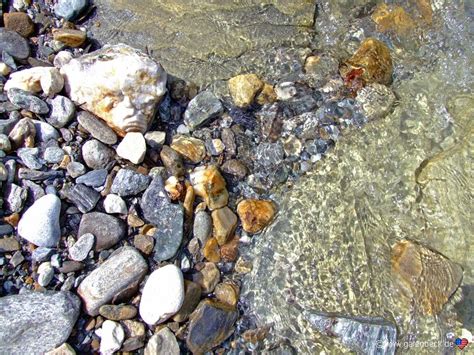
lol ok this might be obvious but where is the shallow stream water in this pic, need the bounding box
[89,1,473,353]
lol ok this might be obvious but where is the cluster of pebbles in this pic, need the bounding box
[0,0,398,354]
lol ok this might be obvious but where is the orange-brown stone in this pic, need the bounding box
[236,199,276,234]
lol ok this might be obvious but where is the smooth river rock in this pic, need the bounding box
[139,264,184,325]
[78,212,126,251]
[61,44,167,136]
[18,194,61,247]
[0,291,80,354]
[77,246,148,316]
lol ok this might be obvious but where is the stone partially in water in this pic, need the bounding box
[303,311,398,355]
[184,91,223,131]
[228,74,264,108]
[339,38,393,88]
[61,44,167,136]
[355,83,396,121]
[391,239,463,315]
[170,135,206,164]
[0,291,80,354]
[371,4,416,35]
[237,199,276,234]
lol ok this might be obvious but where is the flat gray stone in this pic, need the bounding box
[0,291,80,354]
[111,168,151,197]
[76,169,107,187]
[69,232,95,261]
[77,246,147,315]
[78,212,126,251]
[184,91,223,131]
[140,176,184,262]
[7,88,49,115]
[77,111,118,145]
[0,28,30,60]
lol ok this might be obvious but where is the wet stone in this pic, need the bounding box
[110,168,151,197]
[76,169,107,187]
[190,165,228,211]
[160,145,185,177]
[0,112,20,135]
[212,207,238,246]
[192,262,220,294]
[0,28,30,59]
[355,83,396,121]
[186,299,238,354]
[228,73,264,108]
[184,90,223,131]
[81,139,115,170]
[215,282,240,308]
[172,280,202,323]
[221,159,248,180]
[7,88,49,115]
[46,95,75,128]
[193,210,212,245]
[99,304,137,321]
[237,199,276,234]
[170,135,206,164]
[254,142,285,169]
[140,176,184,262]
[77,246,147,316]
[203,237,221,263]
[63,183,100,213]
[77,111,118,145]
[78,212,126,251]
[0,291,80,354]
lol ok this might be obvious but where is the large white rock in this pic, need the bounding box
[18,194,61,247]
[5,67,64,96]
[98,320,124,355]
[60,44,167,136]
[116,132,146,164]
[139,264,184,325]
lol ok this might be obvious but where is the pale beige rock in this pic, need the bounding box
[60,44,167,136]
[212,207,238,246]
[0,62,11,76]
[170,135,206,164]
[116,132,146,164]
[5,67,64,96]
[228,74,264,107]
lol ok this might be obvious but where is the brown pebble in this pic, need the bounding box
[211,207,238,246]
[59,260,84,273]
[256,83,277,105]
[220,236,239,262]
[91,338,100,351]
[3,213,20,227]
[133,234,154,255]
[99,304,137,321]
[0,237,20,252]
[236,199,276,234]
[85,318,96,331]
[128,213,145,228]
[3,12,35,38]
[215,281,240,308]
[52,28,87,47]
[203,237,221,263]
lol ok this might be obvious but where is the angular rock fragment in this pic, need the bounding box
[190,165,228,210]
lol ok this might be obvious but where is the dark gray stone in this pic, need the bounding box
[0,28,30,59]
[82,139,115,170]
[186,299,238,354]
[0,224,13,236]
[160,145,185,177]
[46,95,75,128]
[76,169,107,187]
[193,210,212,245]
[140,176,184,262]
[0,291,80,354]
[110,168,151,197]
[19,168,63,181]
[184,91,223,131]
[54,0,88,21]
[78,212,126,251]
[63,183,100,213]
[7,88,49,115]
[77,111,117,145]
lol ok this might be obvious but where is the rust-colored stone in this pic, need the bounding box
[203,237,221,263]
[220,235,239,262]
[391,239,463,315]
[339,38,393,91]
[236,199,276,234]
[190,165,228,210]
[3,12,35,38]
